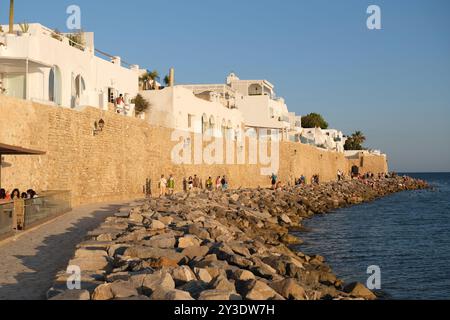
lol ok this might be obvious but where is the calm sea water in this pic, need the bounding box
[294,173,450,300]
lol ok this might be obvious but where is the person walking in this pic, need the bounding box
[221,176,228,191]
[206,177,213,191]
[159,175,167,197]
[215,176,222,191]
[188,176,194,191]
[168,174,175,195]
[270,173,278,190]
[193,175,199,191]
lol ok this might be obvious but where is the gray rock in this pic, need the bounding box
[243,280,285,300]
[150,220,166,230]
[151,288,194,301]
[178,235,201,249]
[269,279,307,300]
[124,246,185,263]
[171,266,197,285]
[50,290,91,300]
[198,290,242,301]
[143,234,176,249]
[194,267,213,283]
[182,246,210,260]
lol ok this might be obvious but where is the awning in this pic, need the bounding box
[0,143,46,155]
[0,143,46,189]
[0,57,52,73]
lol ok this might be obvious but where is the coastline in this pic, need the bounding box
[48,176,429,301]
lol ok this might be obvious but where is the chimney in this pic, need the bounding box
[169,67,175,87]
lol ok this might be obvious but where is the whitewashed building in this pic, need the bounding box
[0,23,140,111]
[176,73,297,140]
[226,73,292,138]
[140,85,244,138]
[300,127,347,153]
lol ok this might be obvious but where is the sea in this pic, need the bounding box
[294,173,450,300]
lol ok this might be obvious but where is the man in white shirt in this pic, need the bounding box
[159,175,167,197]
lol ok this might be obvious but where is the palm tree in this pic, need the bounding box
[163,75,170,86]
[139,70,159,90]
[9,0,15,34]
[352,131,366,146]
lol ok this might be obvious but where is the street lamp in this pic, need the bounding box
[93,119,105,136]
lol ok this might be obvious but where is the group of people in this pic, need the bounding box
[158,174,229,197]
[0,188,38,203]
[158,174,175,197]
[295,175,307,186]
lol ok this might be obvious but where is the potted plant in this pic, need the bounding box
[67,31,85,51]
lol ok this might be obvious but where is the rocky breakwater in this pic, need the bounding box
[48,176,428,301]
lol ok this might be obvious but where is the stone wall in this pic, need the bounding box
[0,96,388,206]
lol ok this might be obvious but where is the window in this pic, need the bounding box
[49,66,62,105]
[188,114,193,129]
[248,83,263,96]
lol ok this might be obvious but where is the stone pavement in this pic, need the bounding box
[0,200,137,300]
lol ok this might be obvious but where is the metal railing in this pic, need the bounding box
[24,191,72,228]
[0,201,14,239]
[0,191,71,238]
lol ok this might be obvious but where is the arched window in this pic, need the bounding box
[209,116,215,130]
[221,119,227,138]
[202,114,208,134]
[71,74,86,108]
[75,75,86,97]
[49,66,62,105]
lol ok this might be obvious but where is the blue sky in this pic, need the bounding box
[2,0,449,172]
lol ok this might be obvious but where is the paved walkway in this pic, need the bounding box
[0,200,136,300]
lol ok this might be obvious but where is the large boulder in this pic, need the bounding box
[92,281,138,300]
[177,235,201,249]
[150,220,166,231]
[269,279,307,300]
[182,246,209,260]
[151,288,194,301]
[343,282,377,300]
[194,268,213,283]
[143,234,176,249]
[210,275,235,292]
[124,246,185,263]
[233,269,256,282]
[171,266,197,286]
[132,270,175,295]
[50,290,91,300]
[198,290,242,301]
[242,280,285,300]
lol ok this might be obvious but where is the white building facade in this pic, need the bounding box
[0,23,140,111]
[226,73,292,138]
[140,86,244,138]
[300,127,347,153]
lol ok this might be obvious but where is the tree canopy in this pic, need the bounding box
[301,113,329,129]
[133,94,150,115]
[344,131,366,151]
